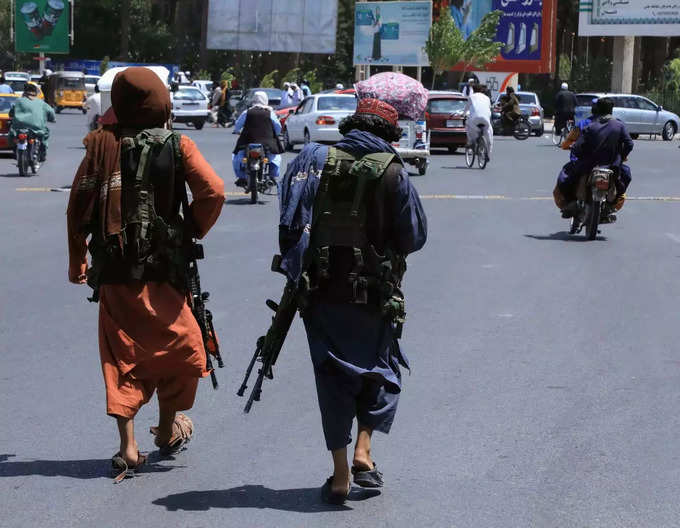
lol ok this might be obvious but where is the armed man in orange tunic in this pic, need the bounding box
[66,67,224,482]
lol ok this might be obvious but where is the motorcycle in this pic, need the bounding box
[14,129,42,177]
[492,113,531,140]
[569,166,618,240]
[242,143,277,204]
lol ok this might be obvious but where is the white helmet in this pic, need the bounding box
[336,83,344,90]
[561,82,568,90]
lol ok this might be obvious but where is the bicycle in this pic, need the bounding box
[465,123,489,169]
[551,118,574,147]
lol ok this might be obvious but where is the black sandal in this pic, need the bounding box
[352,463,384,488]
[320,476,350,505]
[111,451,147,484]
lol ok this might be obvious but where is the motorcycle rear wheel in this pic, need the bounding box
[17,149,28,177]
[585,201,601,240]
[249,170,258,204]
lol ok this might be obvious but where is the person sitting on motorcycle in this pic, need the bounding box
[464,84,493,159]
[554,82,578,136]
[553,98,633,218]
[9,82,55,162]
[500,86,520,133]
[232,90,282,188]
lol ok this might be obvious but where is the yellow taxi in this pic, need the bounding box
[0,93,19,151]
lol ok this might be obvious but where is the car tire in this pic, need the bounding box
[55,106,62,114]
[534,125,544,137]
[630,133,639,140]
[283,128,293,151]
[662,121,676,141]
[82,107,87,115]
[304,129,311,145]
[193,120,205,130]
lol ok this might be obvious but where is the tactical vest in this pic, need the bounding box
[87,128,188,296]
[304,147,407,332]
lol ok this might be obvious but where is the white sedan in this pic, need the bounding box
[283,94,357,149]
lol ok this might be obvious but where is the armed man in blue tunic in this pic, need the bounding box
[277,96,427,504]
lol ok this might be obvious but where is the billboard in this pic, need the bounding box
[353,1,432,66]
[451,0,556,74]
[578,0,680,36]
[14,0,70,54]
[207,0,337,54]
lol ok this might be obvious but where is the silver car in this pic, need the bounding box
[283,94,357,148]
[575,93,680,140]
[493,91,545,136]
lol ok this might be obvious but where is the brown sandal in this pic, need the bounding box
[111,451,148,484]
[150,413,194,456]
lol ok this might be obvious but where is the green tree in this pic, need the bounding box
[260,69,280,88]
[459,11,503,82]
[425,8,464,89]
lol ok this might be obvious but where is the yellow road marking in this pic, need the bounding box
[14,187,680,202]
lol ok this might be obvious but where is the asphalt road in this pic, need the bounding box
[2,113,680,528]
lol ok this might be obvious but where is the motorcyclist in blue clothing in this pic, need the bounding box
[232,91,282,189]
[553,97,633,218]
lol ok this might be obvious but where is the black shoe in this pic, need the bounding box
[234,178,247,188]
[320,476,350,505]
[351,464,384,488]
[561,201,579,219]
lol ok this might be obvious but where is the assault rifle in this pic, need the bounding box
[180,180,224,390]
[237,256,299,413]
[186,247,223,389]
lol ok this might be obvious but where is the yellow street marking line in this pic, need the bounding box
[15,187,680,202]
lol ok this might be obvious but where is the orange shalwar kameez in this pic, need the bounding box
[67,135,225,418]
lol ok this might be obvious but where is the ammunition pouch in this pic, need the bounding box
[302,146,408,331]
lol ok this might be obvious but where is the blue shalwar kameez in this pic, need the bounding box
[232,107,282,182]
[278,131,427,450]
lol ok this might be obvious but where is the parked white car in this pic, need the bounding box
[192,80,213,96]
[171,86,209,129]
[283,94,357,149]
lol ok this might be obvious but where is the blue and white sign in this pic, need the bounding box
[579,0,680,36]
[353,1,432,66]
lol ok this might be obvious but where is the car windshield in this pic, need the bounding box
[0,97,15,113]
[429,98,466,114]
[60,78,85,89]
[7,80,25,92]
[517,93,537,104]
[317,96,356,111]
[85,76,100,84]
[176,89,205,101]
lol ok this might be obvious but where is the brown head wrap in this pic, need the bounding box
[111,67,170,128]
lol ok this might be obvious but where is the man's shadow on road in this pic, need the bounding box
[152,485,380,513]
[524,232,607,242]
[0,453,179,480]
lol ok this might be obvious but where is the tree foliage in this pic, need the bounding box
[459,11,503,79]
[425,8,464,89]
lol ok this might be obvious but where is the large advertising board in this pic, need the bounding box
[14,0,70,54]
[578,0,680,36]
[451,0,556,74]
[353,1,432,67]
[207,0,337,54]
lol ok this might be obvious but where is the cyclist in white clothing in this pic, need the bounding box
[464,84,493,159]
